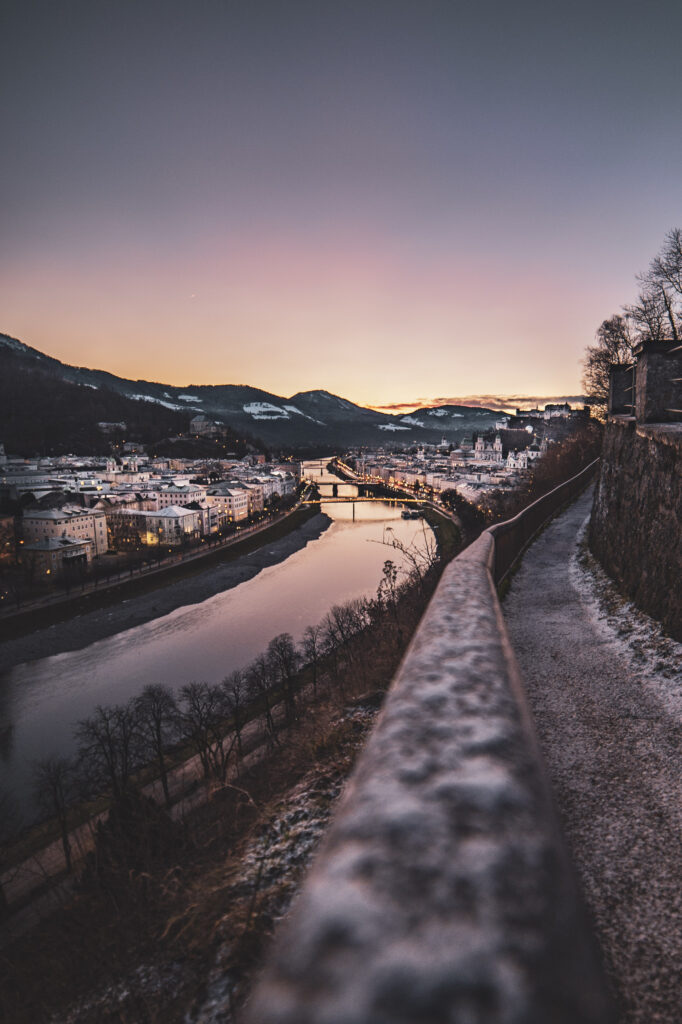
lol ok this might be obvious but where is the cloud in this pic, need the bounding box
[370,394,588,415]
[370,401,424,413]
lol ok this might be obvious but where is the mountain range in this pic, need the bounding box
[0,333,501,453]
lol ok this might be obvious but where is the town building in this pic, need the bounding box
[184,501,220,536]
[108,506,202,547]
[190,415,223,437]
[0,515,16,563]
[472,434,504,464]
[22,506,109,555]
[241,482,265,515]
[205,485,250,523]
[144,483,207,510]
[22,536,93,575]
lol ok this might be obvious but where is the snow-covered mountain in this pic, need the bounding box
[0,333,500,450]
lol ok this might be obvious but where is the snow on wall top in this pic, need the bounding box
[247,487,614,1024]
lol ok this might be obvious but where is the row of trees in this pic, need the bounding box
[0,537,446,1024]
[15,540,441,886]
[583,228,682,407]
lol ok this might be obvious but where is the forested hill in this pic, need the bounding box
[0,340,252,457]
[0,333,500,453]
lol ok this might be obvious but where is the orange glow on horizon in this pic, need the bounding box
[0,226,598,409]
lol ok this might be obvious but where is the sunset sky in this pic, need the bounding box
[2,0,681,408]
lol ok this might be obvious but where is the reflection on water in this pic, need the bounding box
[0,501,432,819]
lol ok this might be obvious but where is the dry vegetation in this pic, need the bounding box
[0,523,455,1024]
[0,440,601,1023]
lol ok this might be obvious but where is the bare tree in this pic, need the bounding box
[585,230,682,411]
[320,613,342,689]
[582,313,637,410]
[321,605,348,678]
[267,633,301,725]
[247,654,278,746]
[626,285,670,343]
[134,684,178,809]
[376,559,400,626]
[647,226,682,336]
[381,522,439,595]
[222,669,247,762]
[301,623,323,696]
[648,227,682,300]
[322,600,371,690]
[75,703,141,805]
[32,755,75,873]
[0,787,20,917]
[177,682,235,783]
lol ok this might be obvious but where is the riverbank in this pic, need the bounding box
[0,510,331,673]
[0,550,442,1024]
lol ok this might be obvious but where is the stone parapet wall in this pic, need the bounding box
[589,419,682,640]
[633,343,682,423]
[247,464,612,1024]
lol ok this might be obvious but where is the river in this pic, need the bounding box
[0,500,433,823]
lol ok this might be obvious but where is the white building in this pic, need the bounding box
[250,474,285,500]
[428,474,461,492]
[206,486,250,523]
[22,506,109,555]
[184,501,220,536]
[269,471,296,496]
[241,483,265,514]
[108,506,202,546]
[473,435,504,464]
[543,403,572,419]
[144,483,207,510]
[506,450,530,471]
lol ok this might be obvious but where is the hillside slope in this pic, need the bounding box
[0,333,500,452]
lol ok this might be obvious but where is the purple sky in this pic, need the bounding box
[2,1,681,407]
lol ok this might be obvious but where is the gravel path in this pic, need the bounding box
[503,487,682,1024]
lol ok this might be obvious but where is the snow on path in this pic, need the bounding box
[503,487,682,1024]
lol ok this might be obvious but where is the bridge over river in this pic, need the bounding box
[248,463,681,1024]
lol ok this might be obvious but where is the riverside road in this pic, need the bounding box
[503,487,682,1024]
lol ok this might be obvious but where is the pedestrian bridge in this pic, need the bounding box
[315,480,359,497]
[248,459,615,1024]
[300,495,425,504]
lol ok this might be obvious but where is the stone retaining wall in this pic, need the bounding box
[589,418,682,641]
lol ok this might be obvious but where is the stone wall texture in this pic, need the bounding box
[248,477,614,1024]
[589,419,682,640]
